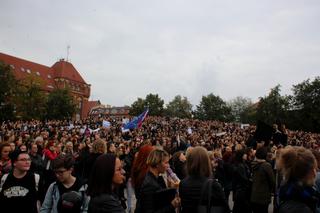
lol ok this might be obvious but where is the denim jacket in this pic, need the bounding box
[40,181,89,213]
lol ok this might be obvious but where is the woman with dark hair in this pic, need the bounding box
[83,138,106,183]
[87,153,126,213]
[74,141,90,181]
[278,146,319,213]
[170,151,187,180]
[179,146,229,213]
[107,142,116,154]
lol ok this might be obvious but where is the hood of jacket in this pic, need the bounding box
[251,159,266,171]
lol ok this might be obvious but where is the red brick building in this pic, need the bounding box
[0,52,92,119]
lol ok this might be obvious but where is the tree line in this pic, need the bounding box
[1,61,319,133]
[130,80,320,133]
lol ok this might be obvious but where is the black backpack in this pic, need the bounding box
[54,183,86,213]
[60,190,84,212]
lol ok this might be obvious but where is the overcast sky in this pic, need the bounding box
[1,0,319,107]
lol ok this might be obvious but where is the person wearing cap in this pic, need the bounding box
[0,150,42,213]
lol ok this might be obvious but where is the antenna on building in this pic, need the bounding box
[66,45,70,62]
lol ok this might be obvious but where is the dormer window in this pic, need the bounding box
[21,67,25,72]
[36,72,40,76]
[48,74,51,79]
[26,69,31,74]
[10,64,15,69]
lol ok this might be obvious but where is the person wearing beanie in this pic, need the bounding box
[0,150,41,213]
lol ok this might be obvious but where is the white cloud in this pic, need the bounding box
[1,0,319,106]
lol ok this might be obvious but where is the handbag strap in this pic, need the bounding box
[207,179,213,213]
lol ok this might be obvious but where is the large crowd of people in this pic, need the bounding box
[0,117,320,213]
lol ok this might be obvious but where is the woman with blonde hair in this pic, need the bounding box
[179,146,229,213]
[278,146,319,213]
[63,141,74,155]
[136,149,180,213]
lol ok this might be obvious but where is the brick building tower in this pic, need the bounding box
[0,52,91,119]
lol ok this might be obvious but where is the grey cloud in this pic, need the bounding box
[1,0,320,106]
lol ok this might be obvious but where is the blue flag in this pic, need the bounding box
[123,109,149,130]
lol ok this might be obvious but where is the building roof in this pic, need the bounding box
[0,52,89,91]
[0,52,55,91]
[51,59,87,84]
[0,52,94,119]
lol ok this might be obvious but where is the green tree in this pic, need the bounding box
[239,103,257,124]
[194,93,232,121]
[291,77,320,132]
[227,96,252,123]
[145,93,164,116]
[256,85,290,125]
[46,88,76,120]
[129,98,146,116]
[15,75,46,120]
[165,95,192,118]
[0,62,18,120]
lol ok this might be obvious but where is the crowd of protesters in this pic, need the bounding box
[0,116,320,213]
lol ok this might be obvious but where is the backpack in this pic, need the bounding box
[60,190,84,213]
[0,172,40,192]
[53,182,87,213]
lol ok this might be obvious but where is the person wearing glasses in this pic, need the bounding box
[40,154,89,213]
[87,153,126,213]
[0,149,42,213]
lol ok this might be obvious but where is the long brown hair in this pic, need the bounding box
[186,146,212,177]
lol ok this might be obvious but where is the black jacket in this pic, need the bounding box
[232,162,252,200]
[135,171,175,213]
[250,160,275,205]
[179,176,230,213]
[88,193,125,213]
